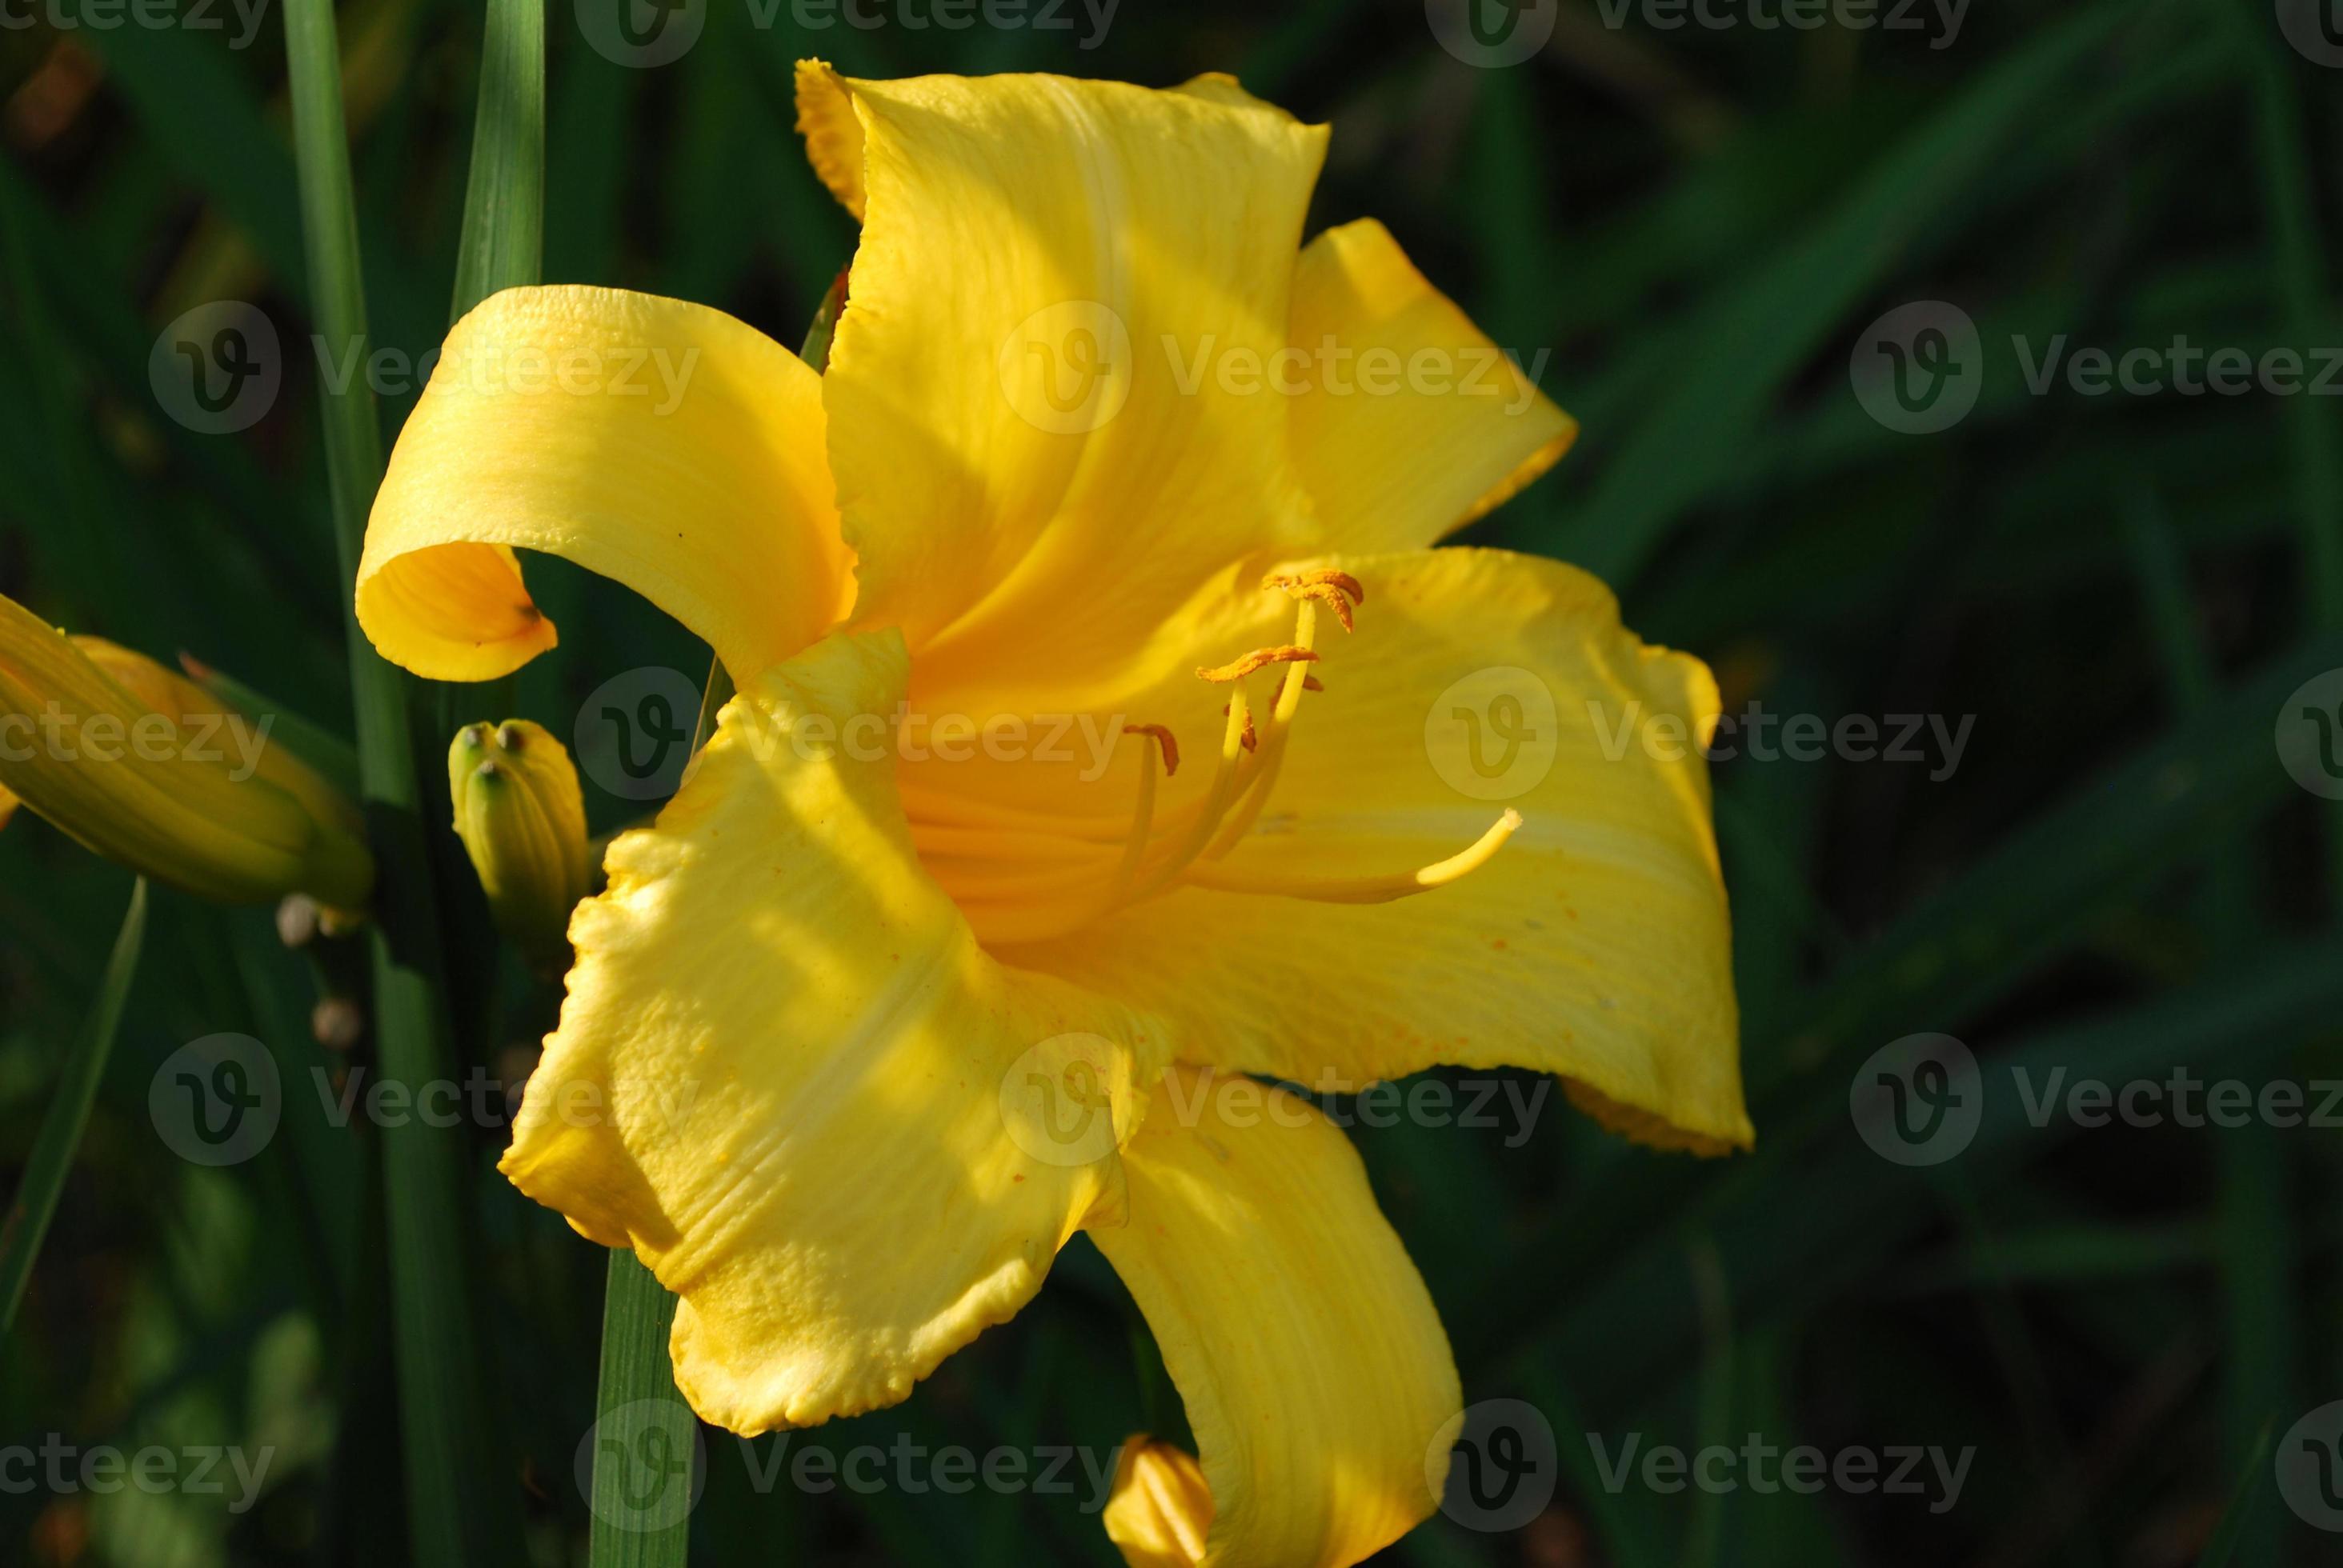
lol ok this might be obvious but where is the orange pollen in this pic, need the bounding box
[1123,722,1180,777]
[1196,646,1319,683]
[1264,568,1365,606]
[1303,674,1324,692]
[1292,582,1356,631]
[1220,704,1260,751]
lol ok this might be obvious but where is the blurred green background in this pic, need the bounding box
[5,0,2343,1562]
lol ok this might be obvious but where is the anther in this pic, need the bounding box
[1264,569,1364,606]
[1123,723,1180,777]
[1299,582,1356,631]
[1197,646,1319,683]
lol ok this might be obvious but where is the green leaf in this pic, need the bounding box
[0,878,146,1334]
[450,0,547,320]
[590,1251,694,1568]
[1554,0,2136,588]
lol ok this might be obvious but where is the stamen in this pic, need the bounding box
[1184,810,1524,904]
[1108,726,1171,902]
[1196,646,1317,684]
[908,567,1398,946]
[1127,685,1254,902]
[1202,596,1322,860]
[1123,722,1180,777]
[1264,570,1364,632]
[1264,568,1365,605]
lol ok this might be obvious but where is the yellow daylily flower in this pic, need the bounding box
[0,594,372,910]
[356,62,1748,1566]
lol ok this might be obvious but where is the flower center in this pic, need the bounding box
[903,570,1520,946]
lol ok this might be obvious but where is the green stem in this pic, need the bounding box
[282,0,512,1560]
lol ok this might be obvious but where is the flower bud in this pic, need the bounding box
[449,719,590,967]
[0,594,374,910]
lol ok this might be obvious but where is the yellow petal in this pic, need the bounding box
[502,629,1166,1433]
[358,286,851,684]
[795,62,1328,691]
[1089,1066,1460,1568]
[0,598,372,907]
[1288,221,1576,553]
[0,781,18,830]
[990,548,1749,1154]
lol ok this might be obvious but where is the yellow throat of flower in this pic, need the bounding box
[906,570,1523,947]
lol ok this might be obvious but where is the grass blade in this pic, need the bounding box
[283,0,515,1559]
[590,1252,694,1568]
[450,0,547,320]
[0,878,147,1333]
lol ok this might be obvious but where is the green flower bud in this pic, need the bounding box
[449,719,590,968]
[0,593,374,910]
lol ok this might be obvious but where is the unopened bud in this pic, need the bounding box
[0,594,373,910]
[449,720,589,969]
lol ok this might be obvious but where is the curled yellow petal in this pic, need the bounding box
[0,596,371,908]
[359,285,852,685]
[1089,1067,1460,1567]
